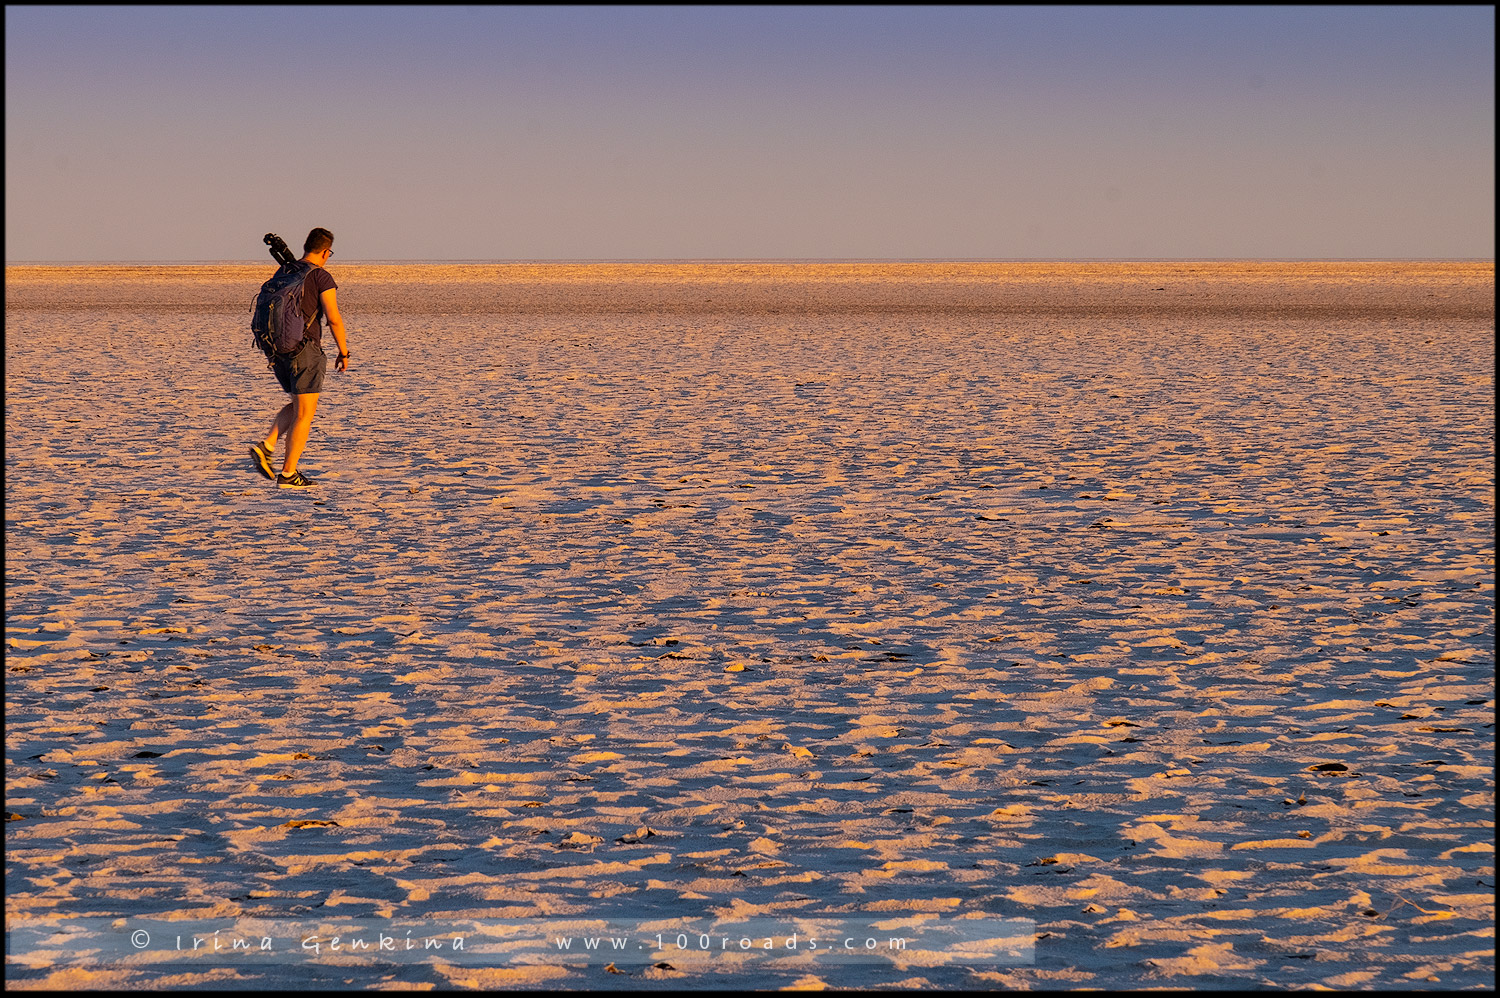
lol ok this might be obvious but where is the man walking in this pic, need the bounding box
[249,227,351,489]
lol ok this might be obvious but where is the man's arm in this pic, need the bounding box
[321,287,350,371]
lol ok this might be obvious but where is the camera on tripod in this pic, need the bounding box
[263,233,297,268]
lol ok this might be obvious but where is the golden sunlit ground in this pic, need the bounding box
[5,262,1494,989]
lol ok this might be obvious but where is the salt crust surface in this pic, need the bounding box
[5,262,1494,990]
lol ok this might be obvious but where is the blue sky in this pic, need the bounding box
[5,6,1494,261]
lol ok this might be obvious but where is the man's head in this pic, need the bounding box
[303,227,335,256]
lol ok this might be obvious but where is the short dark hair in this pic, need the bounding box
[304,227,334,255]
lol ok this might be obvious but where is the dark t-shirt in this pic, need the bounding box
[299,267,338,346]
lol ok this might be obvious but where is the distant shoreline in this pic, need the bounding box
[6,257,1496,267]
[6,261,1493,321]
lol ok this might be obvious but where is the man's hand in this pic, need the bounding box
[321,286,349,374]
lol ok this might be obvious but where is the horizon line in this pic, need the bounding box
[6,256,1496,267]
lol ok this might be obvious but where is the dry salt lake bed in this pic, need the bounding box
[5,261,1494,990]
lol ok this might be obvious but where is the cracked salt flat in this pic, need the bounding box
[5,262,1494,990]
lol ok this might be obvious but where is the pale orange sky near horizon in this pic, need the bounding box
[5,6,1494,263]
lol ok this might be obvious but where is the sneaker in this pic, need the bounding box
[249,443,275,480]
[276,471,316,489]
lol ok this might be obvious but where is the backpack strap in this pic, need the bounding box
[273,264,321,358]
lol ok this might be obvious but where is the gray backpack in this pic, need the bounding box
[250,234,315,359]
[250,263,315,359]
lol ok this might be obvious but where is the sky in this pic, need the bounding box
[5,5,1494,262]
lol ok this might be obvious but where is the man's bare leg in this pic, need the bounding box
[280,393,320,476]
[261,402,294,455]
